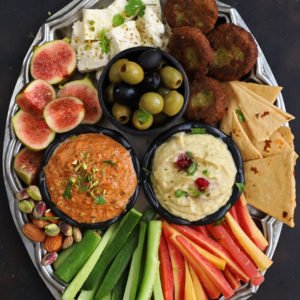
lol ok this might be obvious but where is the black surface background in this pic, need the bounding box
[0,0,299,299]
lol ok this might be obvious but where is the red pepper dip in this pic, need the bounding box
[44,133,137,223]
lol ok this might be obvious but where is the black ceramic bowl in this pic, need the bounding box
[98,46,190,136]
[142,122,244,226]
[39,125,140,229]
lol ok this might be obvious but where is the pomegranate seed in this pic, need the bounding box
[175,153,192,170]
[195,177,209,191]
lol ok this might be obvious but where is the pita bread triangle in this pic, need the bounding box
[244,151,296,227]
[231,111,262,161]
[238,82,282,104]
[229,81,294,142]
[277,126,295,148]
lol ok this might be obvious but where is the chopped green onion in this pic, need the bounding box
[103,160,116,167]
[187,162,198,176]
[202,169,209,176]
[63,178,74,199]
[95,195,106,205]
[175,190,188,198]
[191,128,206,134]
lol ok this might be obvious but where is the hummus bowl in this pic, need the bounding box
[142,122,244,225]
[39,125,140,229]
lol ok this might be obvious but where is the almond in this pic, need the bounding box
[44,234,63,252]
[22,223,46,242]
[32,218,49,229]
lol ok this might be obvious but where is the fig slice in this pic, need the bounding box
[43,97,85,133]
[16,79,56,118]
[12,110,55,150]
[14,147,44,185]
[57,76,102,124]
[30,40,76,85]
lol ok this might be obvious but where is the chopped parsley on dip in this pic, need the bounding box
[151,132,237,221]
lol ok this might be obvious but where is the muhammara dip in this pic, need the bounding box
[151,132,237,221]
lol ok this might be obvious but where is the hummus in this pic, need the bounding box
[44,133,137,224]
[151,132,237,221]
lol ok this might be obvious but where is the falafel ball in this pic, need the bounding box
[164,0,218,34]
[185,76,227,125]
[168,26,215,79]
[207,23,258,81]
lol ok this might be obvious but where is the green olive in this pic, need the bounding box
[112,103,131,124]
[120,61,144,85]
[163,90,184,116]
[159,66,183,89]
[153,112,169,126]
[158,86,171,97]
[139,92,164,115]
[104,84,115,104]
[132,109,153,130]
[109,59,128,83]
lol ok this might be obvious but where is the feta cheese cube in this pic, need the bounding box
[107,0,127,16]
[77,42,109,72]
[83,9,113,40]
[71,21,84,50]
[142,0,162,20]
[109,21,142,55]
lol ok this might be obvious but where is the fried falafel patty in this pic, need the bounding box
[207,23,258,81]
[168,26,215,79]
[185,76,227,125]
[164,0,218,34]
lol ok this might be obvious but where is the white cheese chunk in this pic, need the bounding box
[83,9,113,40]
[142,0,162,20]
[108,0,128,16]
[77,42,109,72]
[71,21,84,50]
[109,21,142,55]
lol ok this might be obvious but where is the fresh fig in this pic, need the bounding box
[12,110,55,150]
[14,147,44,185]
[30,40,76,85]
[43,97,85,133]
[57,77,102,124]
[16,79,56,118]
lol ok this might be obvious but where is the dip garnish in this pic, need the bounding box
[235,182,245,192]
[103,160,116,166]
[187,162,198,176]
[175,189,188,198]
[94,195,106,205]
[63,177,75,199]
[191,128,206,134]
[175,152,193,170]
[188,186,203,198]
[202,169,209,176]
[195,177,210,191]
[235,109,245,122]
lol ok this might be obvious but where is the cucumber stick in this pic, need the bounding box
[111,268,128,300]
[83,209,142,290]
[55,230,101,283]
[153,271,164,300]
[62,223,118,300]
[103,293,112,300]
[140,207,157,222]
[123,222,147,300]
[53,246,75,270]
[78,290,94,300]
[137,220,162,300]
[95,229,139,299]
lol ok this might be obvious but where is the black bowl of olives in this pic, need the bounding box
[98,46,190,136]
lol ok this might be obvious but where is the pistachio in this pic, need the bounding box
[27,185,42,201]
[41,252,58,266]
[45,223,60,237]
[72,227,82,243]
[62,236,74,249]
[18,200,35,214]
[15,189,29,201]
[59,221,73,237]
[33,201,47,219]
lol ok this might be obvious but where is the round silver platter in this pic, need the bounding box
[2,0,285,299]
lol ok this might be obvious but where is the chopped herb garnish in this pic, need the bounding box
[202,169,209,176]
[236,182,245,192]
[98,30,110,54]
[185,151,193,159]
[235,109,245,122]
[125,0,145,17]
[79,185,89,192]
[187,162,198,176]
[188,187,202,198]
[137,109,151,123]
[63,178,74,199]
[95,195,106,205]
[175,189,188,198]
[112,14,125,27]
[191,128,206,134]
[213,217,225,226]
[103,160,116,166]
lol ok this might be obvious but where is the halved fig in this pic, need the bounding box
[14,147,44,185]
[30,40,76,85]
[12,110,55,150]
[43,97,85,133]
[57,76,102,124]
[16,79,56,118]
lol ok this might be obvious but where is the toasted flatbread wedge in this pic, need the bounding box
[277,126,295,148]
[231,112,262,161]
[229,82,294,142]
[237,81,282,104]
[244,151,296,227]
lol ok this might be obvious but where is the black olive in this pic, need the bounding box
[137,49,163,72]
[137,72,161,94]
[113,82,139,107]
